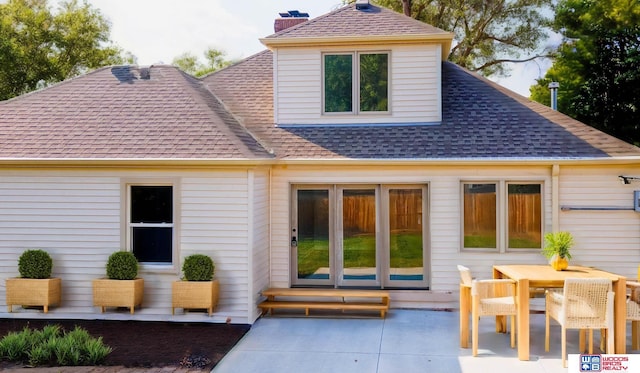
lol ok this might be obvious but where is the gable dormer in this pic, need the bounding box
[260,1,453,126]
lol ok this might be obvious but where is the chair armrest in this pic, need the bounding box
[472,279,516,297]
[627,281,640,302]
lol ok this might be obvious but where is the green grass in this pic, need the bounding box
[297,233,423,277]
[464,235,497,248]
[464,234,540,249]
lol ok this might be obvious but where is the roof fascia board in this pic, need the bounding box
[261,34,454,60]
[275,157,640,167]
[0,159,275,168]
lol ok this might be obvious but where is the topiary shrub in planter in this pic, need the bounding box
[106,251,139,280]
[182,254,215,281]
[18,249,53,279]
[172,254,219,316]
[6,249,61,313]
[93,251,144,314]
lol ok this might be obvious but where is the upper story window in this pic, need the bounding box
[323,52,389,114]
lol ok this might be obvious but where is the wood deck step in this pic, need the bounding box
[258,288,390,318]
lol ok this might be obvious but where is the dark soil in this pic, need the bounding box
[0,318,250,370]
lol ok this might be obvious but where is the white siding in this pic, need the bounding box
[0,169,255,324]
[270,165,556,309]
[250,168,271,322]
[557,165,640,280]
[274,44,441,125]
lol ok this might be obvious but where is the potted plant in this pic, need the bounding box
[172,254,219,316]
[92,251,144,314]
[5,249,61,313]
[541,231,574,271]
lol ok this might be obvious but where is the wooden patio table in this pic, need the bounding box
[492,264,626,361]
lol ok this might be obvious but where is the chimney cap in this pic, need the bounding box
[279,10,309,18]
[356,0,371,10]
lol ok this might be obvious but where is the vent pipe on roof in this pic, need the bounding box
[548,82,559,110]
[356,0,371,10]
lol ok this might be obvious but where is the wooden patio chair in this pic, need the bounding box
[545,278,614,368]
[626,280,640,350]
[457,265,517,356]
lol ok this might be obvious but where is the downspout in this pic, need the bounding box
[552,164,560,232]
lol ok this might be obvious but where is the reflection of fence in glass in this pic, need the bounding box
[389,189,423,279]
[297,190,330,279]
[464,186,541,248]
[508,193,541,248]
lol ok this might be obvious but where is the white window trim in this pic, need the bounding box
[461,180,544,253]
[322,51,391,116]
[121,178,181,274]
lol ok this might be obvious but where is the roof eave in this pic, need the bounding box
[260,34,454,61]
[275,156,640,167]
[0,158,276,169]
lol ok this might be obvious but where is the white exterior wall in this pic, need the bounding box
[274,44,441,125]
[0,168,256,324]
[249,168,271,323]
[269,164,640,309]
[557,165,640,280]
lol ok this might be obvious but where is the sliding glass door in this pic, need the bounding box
[338,187,379,287]
[291,184,429,289]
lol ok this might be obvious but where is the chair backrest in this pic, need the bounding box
[627,281,640,320]
[562,278,612,328]
[457,265,473,287]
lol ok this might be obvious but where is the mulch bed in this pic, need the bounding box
[0,318,250,370]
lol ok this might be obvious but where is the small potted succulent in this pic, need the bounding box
[92,251,144,314]
[541,231,574,271]
[172,254,219,316]
[5,249,61,313]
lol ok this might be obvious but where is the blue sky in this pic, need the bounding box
[79,0,549,97]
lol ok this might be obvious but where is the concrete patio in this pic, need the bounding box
[212,307,631,373]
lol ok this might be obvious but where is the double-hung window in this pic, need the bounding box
[323,52,389,114]
[462,181,542,251]
[127,185,175,264]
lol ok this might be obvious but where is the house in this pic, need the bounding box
[1,2,639,325]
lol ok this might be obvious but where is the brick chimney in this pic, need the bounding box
[274,10,309,33]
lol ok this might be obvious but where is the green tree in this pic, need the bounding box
[348,0,554,76]
[0,0,125,100]
[530,0,640,145]
[571,28,640,145]
[172,48,233,77]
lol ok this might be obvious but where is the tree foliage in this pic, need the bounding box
[348,0,553,76]
[0,0,125,100]
[530,0,640,145]
[172,48,233,77]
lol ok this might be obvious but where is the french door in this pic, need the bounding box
[291,184,429,289]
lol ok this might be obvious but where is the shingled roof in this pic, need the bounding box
[2,3,640,163]
[0,65,272,159]
[261,3,453,60]
[204,51,640,160]
[263,3,449,40]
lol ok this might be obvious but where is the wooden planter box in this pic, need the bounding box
[6,277,61,313]
[172,279,219,316]
[92,278,144,314]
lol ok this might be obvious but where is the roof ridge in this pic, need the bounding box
[175,68,273,158]
[201,50,272,79]
[266,3,349,38]
[0,65,114,105]
[264,3,450,40]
